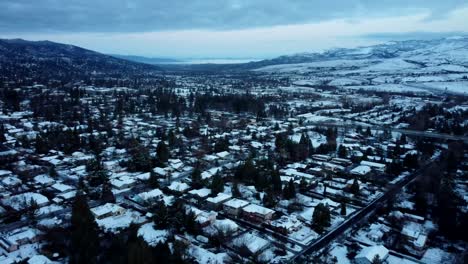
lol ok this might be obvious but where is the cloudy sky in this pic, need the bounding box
[1,0,468,58]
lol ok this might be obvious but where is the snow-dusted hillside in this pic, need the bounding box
[254,36,468,95]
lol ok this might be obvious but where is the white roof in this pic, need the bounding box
[34,174,55,185]
[51,182,73,193]
[351,165,372,175]
[27,255,53,264]
[168,181,190,192]
[223,198,249,209]
[233,232,269,254]
[361,160,386,169]
[137,223,169,246]
[3,192,49,210]
[242,204,275,216]
[216,151,230,158]
[188,188,212,198]
[206,193,232,204]
[91,203,124,218]
[356,245,389,262]
[138,189,163,201]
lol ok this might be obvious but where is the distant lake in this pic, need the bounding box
[168,58,263,64]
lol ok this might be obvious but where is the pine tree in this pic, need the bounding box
[340,202,347,216]
[70,193,100,264]
[350,178,360,195]
[299,178,308,193]
[271,169,282,194]
[263,190,276,208]
[101,178,115,203]
[152,201,170,229]
[232,181,241,197]
[191,163,202,188]
[210,174,224,196]
[157,141,169,163]
[312,203,331,233]
[148,170,160,188]
[338,145,348,158]
[283,179,296,199]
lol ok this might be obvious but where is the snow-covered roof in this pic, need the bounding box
[167,181,190,192]
[350,165,372,175]
[137,223,169,246]
[34,174,55,185]
[223,198,249,209]
[361,160,386,169]
[206,193,232,204]
[3,192,49,210]
[188,188,212,198]
[233,232,270,254]
[242,204,275,216]
[356,245,389,262]
[138,189,163,201]
[91,203,125,218]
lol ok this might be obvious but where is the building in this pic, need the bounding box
[206,193,232,210]
[242,204,275,223]
[355,245,389,264]
[223,198,249,217]
[91,203,125,220]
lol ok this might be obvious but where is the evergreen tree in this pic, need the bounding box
[191,163,202,188]
[271,168,282,194]
[350,178,360,195]
[263,190,276,208]
[232,181,241,198]
[157,141,169,163]
[283,179,296,199]
[0,124,6,143]
[299,178,308,193]
[210,174,224,196]
[312,203,331,233]
[340,202,347,216]
[152,201,170,229]
[70,193,100,264]
[338,145,348,158]
[101,178,115,203]
[148,170,160,188]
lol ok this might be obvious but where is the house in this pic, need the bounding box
[242,204,275,223]
[232,232,270,256]
[186,206,217,227]
[312,154,331,162]
[355,245,389,264]
[223,198,249,217]
[360,160,386,173]
[91,203,125,220]
[3,192,49,211]
[33,174,55,187]
[269,215,302,235]
[351,165,372,177]
[401,221,428,251]
[0,227,41,252]
[206,193,232,210]
[331,158,352,167]
[167,181,190,193]
[110,175,136,190]
[188,188,212,200]
[136,189,164,205]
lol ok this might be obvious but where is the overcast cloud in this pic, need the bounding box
[1,1,467,58]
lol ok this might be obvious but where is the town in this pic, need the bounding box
[0,51,467,264]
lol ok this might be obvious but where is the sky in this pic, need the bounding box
[1,0,468,59]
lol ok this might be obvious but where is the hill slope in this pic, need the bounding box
[0,39,160,81]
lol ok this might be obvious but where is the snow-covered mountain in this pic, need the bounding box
[254,36,468,95]
[252,36,468,70]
